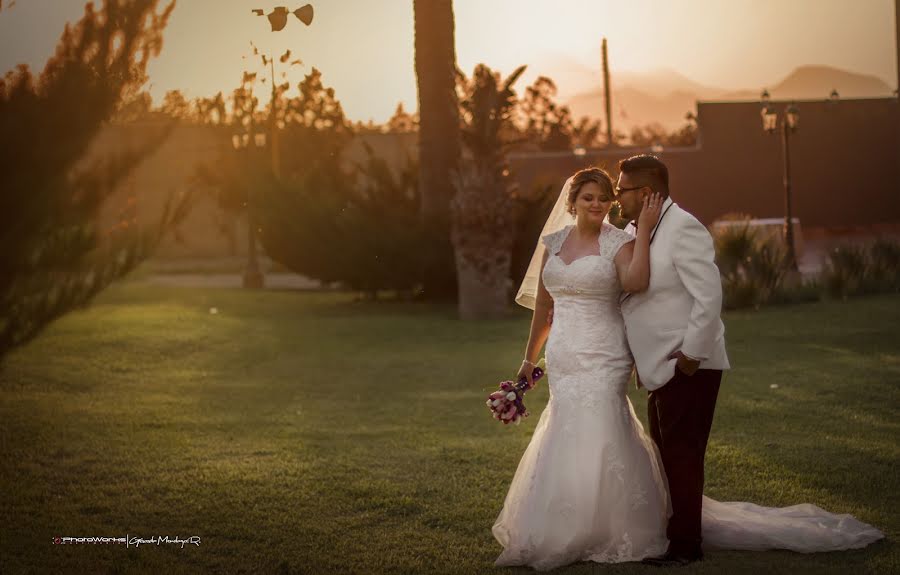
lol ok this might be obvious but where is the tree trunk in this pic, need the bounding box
[413,0,460,301]
[454,247,512,320]
[451,159,515,319]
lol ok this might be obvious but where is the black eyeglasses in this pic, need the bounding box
[613,185,647,197]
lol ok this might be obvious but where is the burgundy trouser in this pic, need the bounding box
[647,367,722,557]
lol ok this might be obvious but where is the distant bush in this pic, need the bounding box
[768,277,822,306]
[822,239,900,300]
[256,147,425,298]
[711,214,900,309]
[866,239,900,293]
[822,244,867,300]
[712,216,788,309]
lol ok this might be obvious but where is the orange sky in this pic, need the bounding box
[1,0,896,122]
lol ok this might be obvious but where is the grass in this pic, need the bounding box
[0,284,897,574]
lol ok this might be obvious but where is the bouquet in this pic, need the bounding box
[486,358,546,425]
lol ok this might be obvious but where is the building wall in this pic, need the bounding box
[688,97,899,227]
[90,122,235,260]
[91,124,420,262]
[511,97,900,229]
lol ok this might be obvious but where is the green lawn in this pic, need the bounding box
[1,284,897,574]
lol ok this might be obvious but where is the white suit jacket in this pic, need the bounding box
[621,197,730,391]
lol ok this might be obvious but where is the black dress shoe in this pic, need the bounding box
[641,551,701,567]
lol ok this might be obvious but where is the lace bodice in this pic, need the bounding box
[540,223,636,406]
[540,223,634,303]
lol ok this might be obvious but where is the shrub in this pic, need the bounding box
[256,148,424,298]
[822,244,868,300]
[712,216,789,309]
[866,239,900,293]
[769,277,822,306]
[822,239,900,300]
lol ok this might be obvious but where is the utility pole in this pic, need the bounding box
[602,38,614,147]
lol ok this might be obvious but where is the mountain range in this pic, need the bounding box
[554,64,896,132]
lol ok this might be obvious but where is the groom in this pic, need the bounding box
[615,154,730,566]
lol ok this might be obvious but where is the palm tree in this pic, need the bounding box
[452,64,526,319]
[413,0,460,301]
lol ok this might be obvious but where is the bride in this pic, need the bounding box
[491,166,884,571]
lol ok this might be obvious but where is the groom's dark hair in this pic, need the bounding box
[618,154,669,198]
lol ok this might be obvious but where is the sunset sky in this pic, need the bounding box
[0,0,896,123]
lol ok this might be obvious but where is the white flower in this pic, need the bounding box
[505,391,516,401]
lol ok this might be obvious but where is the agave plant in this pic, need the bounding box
[822,245,867,300]
[866,238,900,293]
[711,215,790,309]
[713,216,759,284]
[819,238,900,300]
[747,239,787,303]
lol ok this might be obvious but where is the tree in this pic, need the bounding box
[255,68,424,296]
[192,91,227,125]
[279,67,351,177]
[258,146,424,297]
[0,0,189,362]
[571,116,603,149]
[629,120,697,148]
[452,64,526,319]
[191,68,268,252]
[517,76,574,151]
[515,76,603,151]
[160,89,191,120]
[251,66,352,286]
[113,90,155,122]
[628,122,669,148]
[413,0,460,301]
[195,62,422,297]
[386,102,418,133]
[665,118,698,147]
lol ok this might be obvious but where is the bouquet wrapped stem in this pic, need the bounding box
[486,358,546,425]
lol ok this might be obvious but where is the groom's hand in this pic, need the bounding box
[668,350,700,376]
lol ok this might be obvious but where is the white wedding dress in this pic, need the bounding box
[492,223,884,571]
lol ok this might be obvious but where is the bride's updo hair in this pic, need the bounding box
[566,167,615,216]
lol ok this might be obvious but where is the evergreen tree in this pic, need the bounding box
[0,0,188,362]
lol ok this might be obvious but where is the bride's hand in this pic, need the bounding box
[637,192,663,231]
[516,361,536,389]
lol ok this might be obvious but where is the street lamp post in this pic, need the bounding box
[760,90,800,272]
[233,130,267,289]
[250,4,314,178]
[233,5,313,289]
